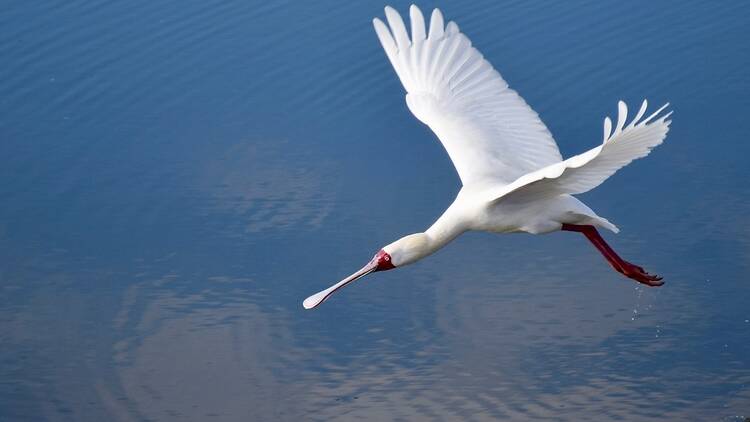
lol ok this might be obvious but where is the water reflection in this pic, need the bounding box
[192,140,336,234]
[108,283,297,421]
[96,264,747,421]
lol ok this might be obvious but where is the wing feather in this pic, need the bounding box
[488,101,672,202]
[373,5,562,185]
[385,6,410,51]
[428,9,444,40]
[409,5,426,42]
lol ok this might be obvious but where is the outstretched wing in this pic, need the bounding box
[373,5,562,186]
[488,100,672,202]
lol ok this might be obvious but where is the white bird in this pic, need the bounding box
[303,5,672,310]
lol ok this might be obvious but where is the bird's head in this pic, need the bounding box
[382,233,431,267]
[303,233,433,310]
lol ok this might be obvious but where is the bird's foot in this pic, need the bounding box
[616,261,664,287]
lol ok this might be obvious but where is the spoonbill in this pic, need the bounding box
[303,5,672,310]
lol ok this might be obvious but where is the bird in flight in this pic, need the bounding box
[304,5,672,310]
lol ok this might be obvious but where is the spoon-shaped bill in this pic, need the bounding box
[303,260,378,309]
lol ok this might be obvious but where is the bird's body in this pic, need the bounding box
[448,188,615,236]
[303,5,672,310]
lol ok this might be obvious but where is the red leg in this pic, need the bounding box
[561,224,663,286]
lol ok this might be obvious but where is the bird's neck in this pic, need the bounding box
[424,222,462,253]
[424,206,466,252]
[384,205,466,267]
[384,223,464,267]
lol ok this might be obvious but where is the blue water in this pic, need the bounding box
[1,1,749,420]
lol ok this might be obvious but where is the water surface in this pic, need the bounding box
[1,1,749,420]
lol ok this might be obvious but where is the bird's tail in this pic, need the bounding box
[587,215,620,233]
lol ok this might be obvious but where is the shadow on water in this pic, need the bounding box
[1,0,749,420]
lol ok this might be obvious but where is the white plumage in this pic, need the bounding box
[374,6,562,185]
[303,5,672,310]
[489,100,672,203]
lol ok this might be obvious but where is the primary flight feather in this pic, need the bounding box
[303,4,672,310]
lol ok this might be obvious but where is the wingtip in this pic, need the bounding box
[409,4,426,41]
[431,7,444,21]
[627,99,649,129]
[445,20,459,35]
[428,8,445,39]
[603,116,613,143]
[661,110,674,123]
[373,16,389,34]
[384,4,399,19]
[641,101,671,126]
[612,100,628,137]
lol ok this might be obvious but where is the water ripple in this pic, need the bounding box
[2,1,750,421]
